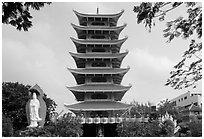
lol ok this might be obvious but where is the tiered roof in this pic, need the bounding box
[65,10,131,116]
[70,37,128,53]
[68,67,129,74]
[71,23,126,40]
[73,9,124,18]
[67,83,131,101]
[70,37,127,45]
[73,9,124,26]
[64,100,131,111]
[69,51,128,59]
[67,83,131,92]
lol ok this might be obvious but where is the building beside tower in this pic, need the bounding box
[64,9,132,137]
[170,91,202,122]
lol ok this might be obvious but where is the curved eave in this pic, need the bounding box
[69,51,128,59]
[71,23,126,32]
[73,9,124,19]
[66,107,129,112]
[64,100,131,111]
[68,68,130,75]
[66,84,131,92]
[70,37,128,45]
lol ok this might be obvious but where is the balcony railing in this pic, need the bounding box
[78,117,149,124]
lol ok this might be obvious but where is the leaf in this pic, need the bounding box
[159,15,165,21]
[172,2,182,7]
[163,27,171,32]
[163,32,171,38]
[175,31,181,37]
[169,34,174,42]
[9,20,17,26]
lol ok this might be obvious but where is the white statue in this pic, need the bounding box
[28,93,42,127]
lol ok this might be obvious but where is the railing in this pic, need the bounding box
[78,117,149,124]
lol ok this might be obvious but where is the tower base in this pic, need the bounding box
[82,123,118,137]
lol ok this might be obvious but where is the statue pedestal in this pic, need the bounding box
[27,118,42,128]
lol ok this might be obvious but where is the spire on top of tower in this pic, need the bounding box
[97,7,99,14]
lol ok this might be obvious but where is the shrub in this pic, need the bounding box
[188,120,202,137]
[45,113,83,137]
[17,127,55,137]
[2,114,14,137]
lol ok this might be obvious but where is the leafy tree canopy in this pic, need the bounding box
[157,99,179,118]
[129,100,152,117]
[133,2,202,90]
[2,114,14,137]
[116,120,174,137]
[2,2,51,31]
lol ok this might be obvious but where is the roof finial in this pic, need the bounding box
[97,7,99,14]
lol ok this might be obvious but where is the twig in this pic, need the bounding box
[193,53,202,60]
[154,3,183,18]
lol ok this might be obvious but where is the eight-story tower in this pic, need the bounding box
[65,9,132,137]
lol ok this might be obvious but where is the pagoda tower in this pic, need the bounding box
[65,9,132,137]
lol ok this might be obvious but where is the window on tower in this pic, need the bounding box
[91,94,108,99]
[91,34,107,39]
[92,62,106,67]
[92,48,106,52]
[91,77,107,82]
[80,22,87,26]
[95,30,101,34]
[95,18,101,22]
[91,22,105,26]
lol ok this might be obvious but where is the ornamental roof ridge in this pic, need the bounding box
[69,51,128,59]
[67,67,130,75]
[66,83,132,92]
[71,23,127,30]
[70,36,128,44]
[73,9,124,18]
[64,100,132,111]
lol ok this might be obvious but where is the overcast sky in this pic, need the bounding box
[2,2,202,112]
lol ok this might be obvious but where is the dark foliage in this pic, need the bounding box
[2,82,57,133]
[2,82,30,131]
[133,2,202,90]
[2,114,14,137]
[129,101,152,117]
[116,119,174,137]
[43,94,58,126]
[13,113,83,137]
[17,127,55,137]
[157,99,179,118]
[187,120,202,137]
[160,119,175,137]
[175,122,191,137]
[2,2,51,31]
[45,113,83,137]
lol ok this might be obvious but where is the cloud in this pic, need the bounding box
[2,39,76,111]
[29,22,52,41]
[121,47,177,104]
[128,48,175,73]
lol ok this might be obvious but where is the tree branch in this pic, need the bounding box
[154,3,183,18]
[193,53,202,60]
[159,2,172,8]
